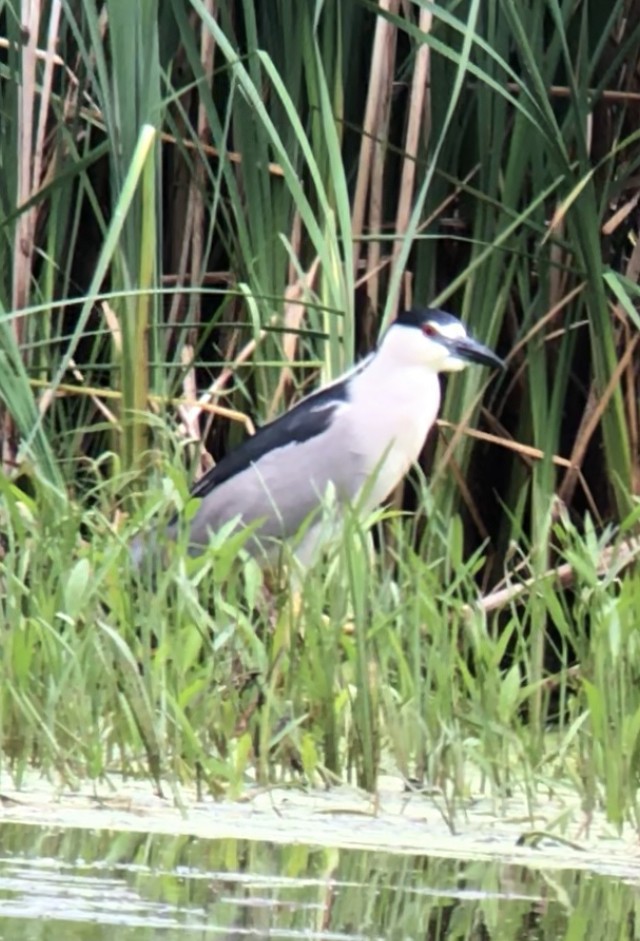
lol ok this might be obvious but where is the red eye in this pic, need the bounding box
[422,323,437,337]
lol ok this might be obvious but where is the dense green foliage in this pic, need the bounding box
[0,0,639,826]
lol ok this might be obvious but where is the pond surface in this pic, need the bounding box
[0,823,637,940]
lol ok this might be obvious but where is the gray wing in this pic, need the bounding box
[179,403,368,553]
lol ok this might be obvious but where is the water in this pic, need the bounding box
[0,824,636,940]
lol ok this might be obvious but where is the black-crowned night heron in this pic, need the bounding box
[132,308,502,568]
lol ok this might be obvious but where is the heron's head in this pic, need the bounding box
[386,308,504,373]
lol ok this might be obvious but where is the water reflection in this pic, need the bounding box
[0,825,635,939]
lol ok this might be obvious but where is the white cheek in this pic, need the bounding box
[419,337,443,360]
[442,357,466,373]
[421,338,455,369]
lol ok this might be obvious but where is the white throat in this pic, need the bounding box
[345,334,442,510]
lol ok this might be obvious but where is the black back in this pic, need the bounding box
[190,376,352,499]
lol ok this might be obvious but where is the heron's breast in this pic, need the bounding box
[347,366,441,504]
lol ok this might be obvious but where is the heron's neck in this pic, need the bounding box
[354,339,442,429]
[344,338,443,510]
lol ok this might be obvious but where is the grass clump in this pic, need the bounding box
[1,463,639,834]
